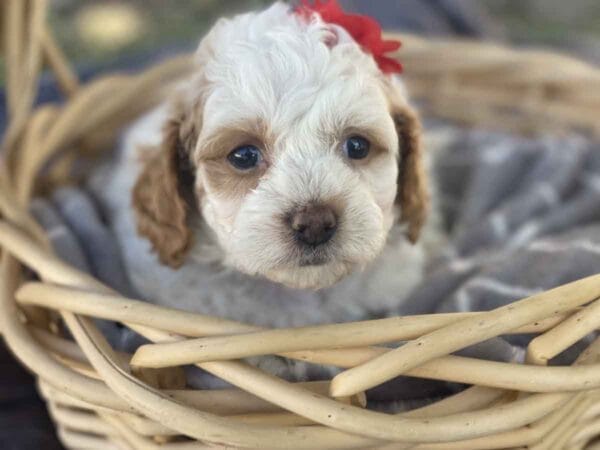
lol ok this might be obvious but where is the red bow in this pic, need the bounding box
[295,0,402,74]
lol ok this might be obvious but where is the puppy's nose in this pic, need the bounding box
[290,204,337,246]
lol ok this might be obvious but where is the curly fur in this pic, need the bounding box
[132,119,192,267]
[395,106,429,243]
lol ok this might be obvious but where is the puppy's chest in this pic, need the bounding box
[132,268,332,327]
[127,235,425,329]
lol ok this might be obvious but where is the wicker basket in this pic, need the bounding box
[2,2,600,449]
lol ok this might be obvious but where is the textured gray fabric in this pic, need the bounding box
[51,187,135,297]
[32,125,600,410]
[30,190,143,351]
[405,130,600,328]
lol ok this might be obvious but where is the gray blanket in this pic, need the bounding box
[32,124,600,409]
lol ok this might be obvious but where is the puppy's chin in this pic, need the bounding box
[263,261,355,290]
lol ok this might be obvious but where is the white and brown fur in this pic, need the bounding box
[94,2,436,329]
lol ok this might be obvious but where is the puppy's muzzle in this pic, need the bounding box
[289,203,337,247]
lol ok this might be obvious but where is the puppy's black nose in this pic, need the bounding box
[290,204,337,246]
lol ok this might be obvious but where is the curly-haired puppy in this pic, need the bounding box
[98,2,433,329]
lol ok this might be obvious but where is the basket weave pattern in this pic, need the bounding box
[2,2,600,449]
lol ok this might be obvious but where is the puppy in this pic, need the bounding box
[97,2,432,329]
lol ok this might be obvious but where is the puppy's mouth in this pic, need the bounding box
[298,252,329,267]
[294,241,334,267]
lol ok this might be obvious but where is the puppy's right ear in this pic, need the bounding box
[132,109,197,268]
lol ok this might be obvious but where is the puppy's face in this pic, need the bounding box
[197,83,399,289]
[133,3,427,290]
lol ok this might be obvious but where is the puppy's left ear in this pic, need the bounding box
[386,84,429,243]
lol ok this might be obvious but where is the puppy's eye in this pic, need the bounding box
[343,136,370,160]
[227,145,263,170]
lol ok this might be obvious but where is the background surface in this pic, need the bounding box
[44,0,600,68]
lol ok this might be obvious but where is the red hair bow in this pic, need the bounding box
[295,0,402,74]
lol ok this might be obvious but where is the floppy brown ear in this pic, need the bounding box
[132,114,196,268]
[394,105,429,243]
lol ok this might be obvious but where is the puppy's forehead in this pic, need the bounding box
[198,3,392,139]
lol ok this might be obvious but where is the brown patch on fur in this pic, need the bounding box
[196,122,272,201]
[379,75,429,243]
[201,159,264,201]
[195,120,273,163]
[394,105,429,243]
[132,105,198,268]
